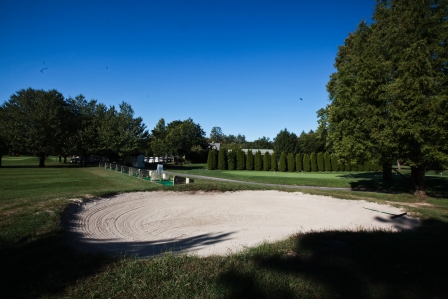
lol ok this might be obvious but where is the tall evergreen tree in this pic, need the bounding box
[254,150,263,171]
[324,152,331,171]
[246,150,254,170]
[227,150,236,170]
[274,129,299,155]
[236,149,245,170]
[317,152,324,171]
[207,150,213,170]
[218,149,227,170]
[331,154,338,172]
[263,152,271,171]
[212,149,218,170]
[270,151,277,171]
[295,153,303,172]
[310,152,317,172]
[279,152,287,172]
[287,153,295,172]
[303,153,310,172]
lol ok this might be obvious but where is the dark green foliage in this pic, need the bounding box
[324,152,331,171]
[351,163,358,172]
[317,152,324,171]
[357,163,363,172]
[217,149,227,170]
[263,152,271,171]
[246,150,254,170]
[237,149,245,170]
[212,149,218,170]
[295,153,302,172]
[303,153,310,172]
[279,152,287,172]
[297,130,326,154]
[310,152,317,172]
[253,136,273,149]
[344,162,350,172]
[287,153,295,172]
[274,129,299,155]
[207,150,213,170]
[227,150,236,170]
[254,150,263,171]
[270,151,277,171]
[326,0,448,195]
[331,154,338,172]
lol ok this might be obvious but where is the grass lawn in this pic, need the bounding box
[1,157,448,298]
[167,163,448,195]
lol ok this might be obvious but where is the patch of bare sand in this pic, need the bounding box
[65,191,420,258]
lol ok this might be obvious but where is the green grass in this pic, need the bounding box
[1,157,448,298]
[167,163,448,195]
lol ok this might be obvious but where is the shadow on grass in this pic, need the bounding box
[339,172,448,198]
[217,217,448,299]
[0,233,114,299]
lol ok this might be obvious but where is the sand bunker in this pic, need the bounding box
[65,191,420,258]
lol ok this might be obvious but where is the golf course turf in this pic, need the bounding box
[1,156,447,298]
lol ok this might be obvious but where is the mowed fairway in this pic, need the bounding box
[1,157,448,298]
[168,165,447,194]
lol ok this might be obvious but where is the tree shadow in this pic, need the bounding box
[0,233,114,299]
[216,217,448,298]
[339,172,448,198]
[66,231,235,258]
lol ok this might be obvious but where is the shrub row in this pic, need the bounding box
[207,150,382,172]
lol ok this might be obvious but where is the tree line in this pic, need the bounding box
[0,88,208,167]
[208,149,381,172]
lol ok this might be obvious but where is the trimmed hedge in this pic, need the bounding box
[303,153,310,172]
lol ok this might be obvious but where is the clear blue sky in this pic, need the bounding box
[0,0,376,141]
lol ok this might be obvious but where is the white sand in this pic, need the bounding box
[65,191,420,258]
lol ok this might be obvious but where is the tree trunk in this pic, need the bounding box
[38,155,45,167]
[63,155,67,163]
[382,162,392,180]
[411,165,426,200]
